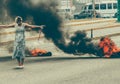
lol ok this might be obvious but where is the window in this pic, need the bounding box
[81,11,85,14]
[108,3,112,9]
[88,5,93,9]
[100,4,106,9]
[113,3,117,9]
[95,4,99,10]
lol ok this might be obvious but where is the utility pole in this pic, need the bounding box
[117,0,120,22]
[92,0,96,18]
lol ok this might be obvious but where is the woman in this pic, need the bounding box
[0,16,45,69]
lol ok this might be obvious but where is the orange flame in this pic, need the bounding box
[99,37,120,58]
[30,48,47,56]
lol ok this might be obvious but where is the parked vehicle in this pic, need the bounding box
[83,1,117,18]
[113,12,118,18]
[74,10,101,19]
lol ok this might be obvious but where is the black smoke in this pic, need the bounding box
[1,0,100,56]
[0,0,8,22]
[65,31,98,55]
[0,1,4,20]
[5,0,67,53]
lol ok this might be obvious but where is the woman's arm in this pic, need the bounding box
[24,23,45,29]
[0,23,15,28]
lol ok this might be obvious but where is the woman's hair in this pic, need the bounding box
[15,16,22,23]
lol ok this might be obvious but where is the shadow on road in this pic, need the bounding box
[0,56,120,63]
[0,56,12,62]
[25,56,120,64]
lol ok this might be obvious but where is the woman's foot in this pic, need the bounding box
[15,65,24,69]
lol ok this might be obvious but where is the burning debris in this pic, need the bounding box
[98,37,120,58]
[28,48,52,57]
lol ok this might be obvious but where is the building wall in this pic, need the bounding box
[57,0,74,19]
[58,0,73,9]
[77,0,117,3]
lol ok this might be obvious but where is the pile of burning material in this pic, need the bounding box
[98,37,120,58]
[26,48,52,57]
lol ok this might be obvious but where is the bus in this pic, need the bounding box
[83,1,117,18]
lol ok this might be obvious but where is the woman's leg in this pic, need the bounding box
[16,57,21,66]
[16,57,24,69]
[21,58,24,66]
[16,57,24,66]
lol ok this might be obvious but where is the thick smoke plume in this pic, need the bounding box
[65,31,98,54]
[0,0,100,56]
[5,0,68,53]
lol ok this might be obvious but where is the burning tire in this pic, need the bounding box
[38,52,52,56]
[98,37,120,58]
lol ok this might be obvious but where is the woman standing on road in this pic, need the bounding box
[0,16,45,69]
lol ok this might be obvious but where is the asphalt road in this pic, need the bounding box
[0,55,120,84]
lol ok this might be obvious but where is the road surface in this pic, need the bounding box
[0,56,120,84]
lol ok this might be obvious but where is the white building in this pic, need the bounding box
[77,0,117,3]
